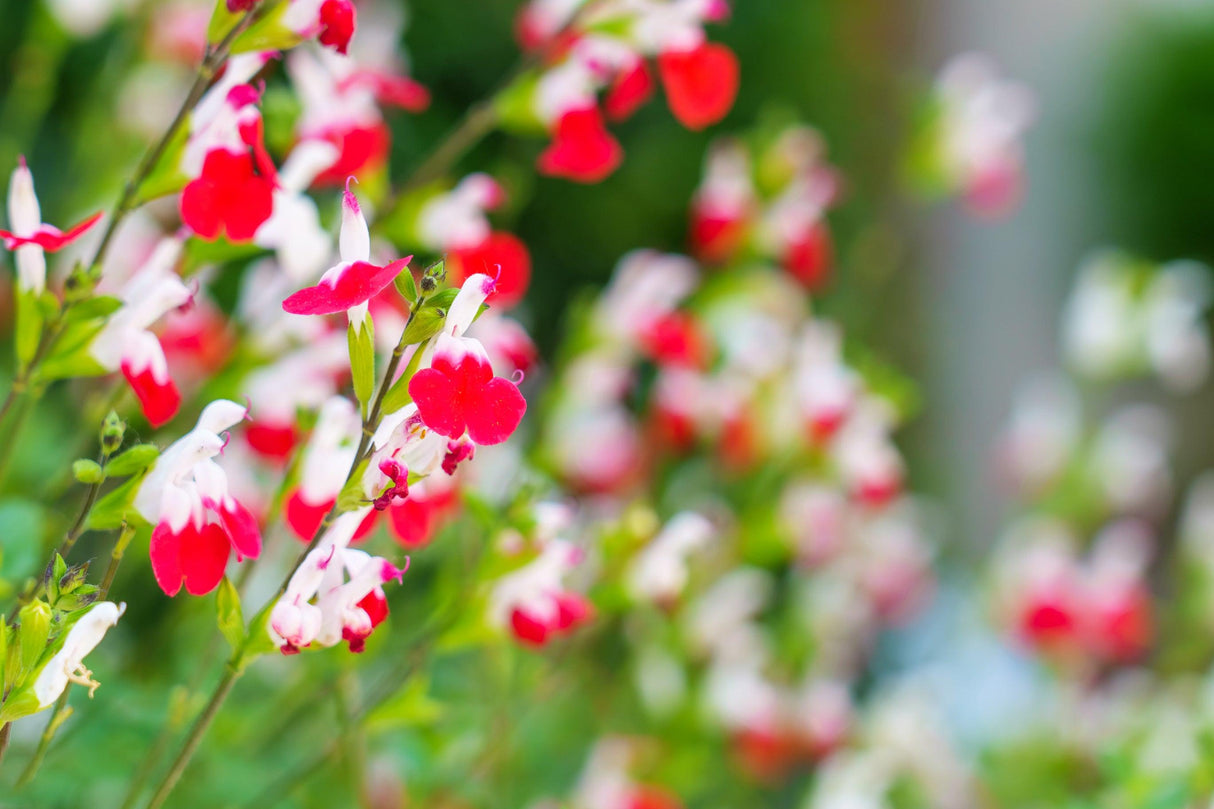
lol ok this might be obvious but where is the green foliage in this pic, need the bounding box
[349,318,376,417]
[216,576,245,654]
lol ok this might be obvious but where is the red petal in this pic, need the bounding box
[605,61,656,122]
[537,107,623,184]
[357,590,389,629]
[464,376,526,446]
[245,422,299,462]
[783,222,832,290]
[318,0,356,54]
[150,522,186,597]
[448,232,532,309]
[122,361,181,428]
[313,124,391,187]
[510,608,550,646]
[4,212,104,252]
[219,499,262,561]
[658,43,739,130]
[282,257,411,315]
[181,150,274,242]
[408,367,466,439]
[555,592,592,631]
[179,521,232,596]
[180,177,223,241]
[286,490,331,541]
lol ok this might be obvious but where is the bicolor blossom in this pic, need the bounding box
[134,400,263,596]
[254,139,341,281]
[89,236,192,427]
[181,55,280,241]
[489,538,591,646]
[285,396,362,540]
[282,181,411,326]
[2,158,103,294]
[269,509,406,654]
[523,0,737,182]
[32,602,126,708]
[282,0,358,55]
[408,273,528,446]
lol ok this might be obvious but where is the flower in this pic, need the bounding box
[281,181,411,324]
[254,140,340,281]
[89,236,192,427]
[409,273,528,446]
[1,158,103,294]
[538,106,623,183]
[627,512,715,604]
[270,510,406,654]
[489,538,591,646]
[134,400,263,596]
[33,602,126,707]
[285,397,365,541]
[657,42,739,130]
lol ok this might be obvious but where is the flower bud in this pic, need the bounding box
[18,600,52,671]
[419,274,438,294]
[72,459,105,485]
[100,410,126,455]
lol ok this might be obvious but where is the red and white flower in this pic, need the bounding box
[282,0,358,55]
[489,537,591,647]
[281,181,411,326]
[285,396,362,540]
[180,55,280,242]
[269,509,406,654]
[88,236,192,427]
[254,140,340,281]
[134,400,263,597]
[2,158,102,294]
[408,273,528,446]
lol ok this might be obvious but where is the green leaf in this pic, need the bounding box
[365,675,443,732]
[229,2,304,54]
[15,290,44,369]
[395,269,418,303]
[37,349,107,383]
[87,475,147,531]
[216,576,245,654]
[348,320,376,416]
[103,444,160,478]
[425,287,459,311]
[63,296,123,323]
[72,459,105,485]
[206,0,242,43]
[381,337,431,415]
[335,460,370,513]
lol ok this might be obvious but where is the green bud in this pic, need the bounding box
[100,410,126,455]
[59,561,90,595]
[18,600,52,672]
[72,459,105,485]
[62,262,98,303]
[419,274,438,293]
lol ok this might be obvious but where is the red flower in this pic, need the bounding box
[605,61,656,121]
[658,43,740,130]
[122,359,181,429]
[538,107,623,184]
[180,150,275,242]
[149,501,261,597]
[448,232,532,309]
[313,123,392,187]
[408,339,527,446]
[282,257,412,316]
[639,312,711,369]
[387,484,458,549]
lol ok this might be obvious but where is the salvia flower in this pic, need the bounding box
[135,400,263,596]
[89,236,192,427]
[33,602,126,707]
[1,158,103,294]
[489,538,591,646]
[282,180,411,326]
[286,396,362,540]
[270,510,406,654]
[408,273,528,446]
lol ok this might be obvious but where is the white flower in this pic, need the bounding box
[33,602,126,707]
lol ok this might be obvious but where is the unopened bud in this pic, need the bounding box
[59,562,90,595]
[73,459,104,485]
[419,275,438,293]
[18,600,52,671]
[101,410,126,454]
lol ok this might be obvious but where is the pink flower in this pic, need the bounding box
[2,158,102,294]
[134,401,262,596]
[282,181,411,322]
[408,274,527,447]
